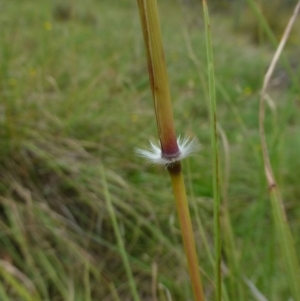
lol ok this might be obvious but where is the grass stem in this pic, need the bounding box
[168,163,205,301]
[137,1,205,299]
[202,1,222,300]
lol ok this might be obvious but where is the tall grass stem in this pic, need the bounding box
[136,0,205,299]
[169,163,205,301]
[202,1,222,301]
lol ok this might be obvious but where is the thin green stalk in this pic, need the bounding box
[246,0,278,46]
[186,160,231,301]
[247,0,300,89]
[108,282,122,301]
[202,2,221,301]
[184,29,232,301]
[101,166,140,301]
[186,159,214,267]
[218,125,245,301]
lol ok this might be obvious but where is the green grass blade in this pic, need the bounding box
[202,1,221,301]
[83,261,91,301]
[0,262,41,301]
[35,249,69,299]
[270,189,300,301]
[101,165,141,301]
[0,282,11,301]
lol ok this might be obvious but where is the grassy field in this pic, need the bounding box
[1,0,300,300]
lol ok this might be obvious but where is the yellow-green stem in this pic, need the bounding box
[137,1,205,299]
[168,163,205,301]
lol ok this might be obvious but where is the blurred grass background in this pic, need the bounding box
[0,0,300,300]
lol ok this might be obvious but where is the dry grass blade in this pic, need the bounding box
[259,0,300,186]
[259,2,300,300]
